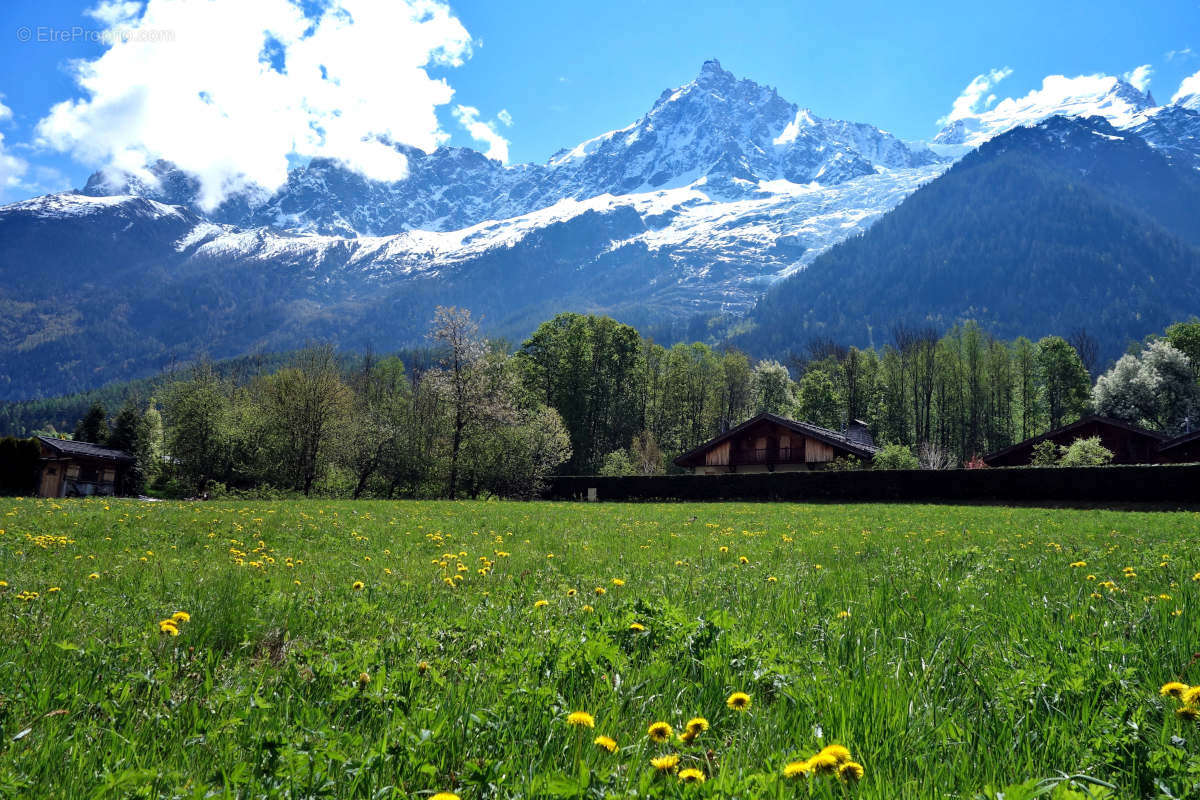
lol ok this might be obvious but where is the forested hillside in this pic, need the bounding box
[740,117,1200,359]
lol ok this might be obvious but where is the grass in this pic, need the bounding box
[1,498,1199,799]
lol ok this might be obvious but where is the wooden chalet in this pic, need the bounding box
[674,413,878,474]
[1158,429,1200,464]
[982,416,1167,467]
[36,436,133,498]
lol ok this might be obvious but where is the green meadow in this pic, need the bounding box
[1,498,1198,799]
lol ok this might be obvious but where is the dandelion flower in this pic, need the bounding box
[738,556,749,564]
[566,711,595,728]
[418,661,430,673]
[594,587,606,596]
[719,546,728,553]
[171,611,191,623]
[1178,706,1200,720]
[566,588,577,597]
[1161,682,1189,699]
[158,620,179,636]
[630,622,646,631]
[678,768,705,783]
[581,604,594,613]
[807,752,839,775]
[818,744,852,765]
[593,735,617,753]
[647,721,673,743]
[430,793,460,800]
[47,587,60,593]
[767,576,778,583]
[685,717,709,734]
[88,573,100,580]
[726,691,751,711]
[837,610,851,619]
[357,672,371,688]
[783,761,812,779]
[611,578,625,586]
[533,599,549,608]
[650,754,679,772]
[352,581,364,591]
[1183,686,1200,706]
[838,761,865,782]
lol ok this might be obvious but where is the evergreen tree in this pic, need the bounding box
[73,402,109,444]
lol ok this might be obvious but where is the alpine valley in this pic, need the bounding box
[3,60,1200,400]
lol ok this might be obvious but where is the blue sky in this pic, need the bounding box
[0,0,1198,201]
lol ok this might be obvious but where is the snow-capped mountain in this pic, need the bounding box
[933,75,1157,148]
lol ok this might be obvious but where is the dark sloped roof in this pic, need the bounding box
[673,412,879,467]
[37,436,134,462]
[982,415,1166,464]
[1160,428,1200,452]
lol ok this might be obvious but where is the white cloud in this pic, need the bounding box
[0,101,31,201]
[496,108,513,127]
[86,1,144,27]
[1173,69,1200,104]
[1122,64,1153,92]
[37,0,478,209]
[1166,47,1193,61]
[452,105,509,162]
[941,67,1013,124]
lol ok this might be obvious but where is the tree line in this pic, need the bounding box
[9,311,1200,498]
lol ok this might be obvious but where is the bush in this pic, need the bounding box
[598,450,635,477]
[873,443,919,470]
[1058,436,1114,467]
[1031,440,1059,467]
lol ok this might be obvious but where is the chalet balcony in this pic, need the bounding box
[730,447,799,466]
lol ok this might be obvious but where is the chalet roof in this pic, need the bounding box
[37,436,134,463]
[1159,428,1200,453]
[673,412,879,467]
[981,415,1166,465]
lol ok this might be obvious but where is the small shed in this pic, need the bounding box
[36,436,134,498]
[674,413,878,474]
[982,416,1166,467]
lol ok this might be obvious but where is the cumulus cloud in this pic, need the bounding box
[0,101,31,201]
[496,108,513,127]
[941,67,1013,124]
[1173,69,1200,104]
[37,0,478,209]
[1122,64,1153,92]
[452,105,509,162]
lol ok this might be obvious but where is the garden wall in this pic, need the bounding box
[545,464,1200,505]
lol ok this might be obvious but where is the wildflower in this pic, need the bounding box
[158,620,180,636]
[581,604,594,613]
[837,610,851,619]
[566,589,577,597]
[594,586,606,596]
[1177,706,1199,720]
[650,754,679,772]
[647,721,673,743]
[1161,682,1189,699]
[685,717,709,734]
[0,581,6,588]
[418,660,430,673]
[566,711,595,729]
[88,573,100,580]
[1070,561,1087,568]
[838,762,865,782]
[611,578,625,586]
[819,744,852,765]
[678,768,705,783]
[719,546,728,553]
[47,587,61,593]
[594,735,618,753]
[430,793,460,800]
[1086,574,1096,580]
[358,672,371,688]
[783,761,812,779]
[630,622,646,631]
[767,576,778,583]
[171,611,190,623]
[726,691,751,711]
[807,752,839,775]
[738,556,749,564]
[534,599,549,608]
[1183,686,1200,706]
[352,581,364,591]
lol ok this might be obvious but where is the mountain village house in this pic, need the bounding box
[673,413,879,474]
[36,436,133,498]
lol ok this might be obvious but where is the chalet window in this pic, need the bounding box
[79,465,100,483]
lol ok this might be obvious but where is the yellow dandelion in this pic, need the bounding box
[534,599,549,608]
[783,761,812,779]
[685,717,709,734]
[581,604,594,613]
[88,573,100,580]
[726,691,751,711]
[1069,561,1087,568]
[819,744,852,764]
[594,586,606,595]
[719,546,729,553]
[647,721,673,743]
[1176,706,1199,720]
[1161,682,1189,699]
[566,711,595,728]
[611,578,625,586]
[1183,686,1200,706]
[352,580,364,591]
[838,761,865,782]
[807,752,839,775]
[357,672,371,688]
[171,611,190,623]
[738,556,749,564]
[417,660,430,673]
[630,622,646,631]
[837,610,851,619]
[593,735,617,753]
[47,587,60,593]
[650,754,679,772]
[430,793,460,800]
[678,768,705,783]
[767,576,778,583]
[158,620,179,636]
